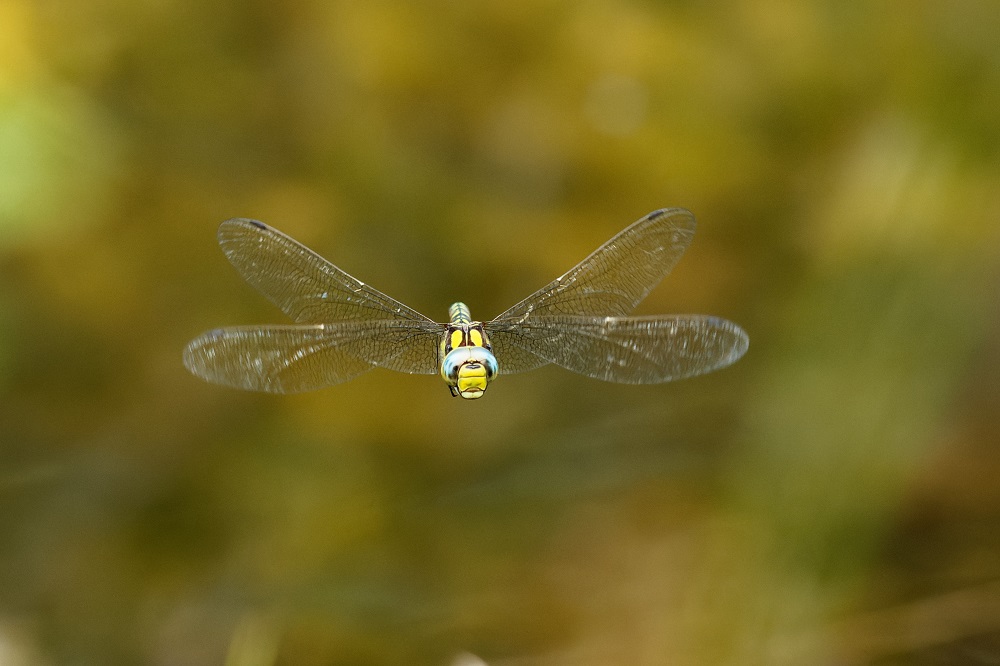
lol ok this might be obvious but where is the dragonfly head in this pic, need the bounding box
[440,346,498,399]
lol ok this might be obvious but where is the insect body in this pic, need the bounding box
[438,302,498,399]
[183,209,748,399]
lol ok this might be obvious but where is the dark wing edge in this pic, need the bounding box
[218,218,436,325]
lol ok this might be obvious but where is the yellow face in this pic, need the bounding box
[456,362,490,398]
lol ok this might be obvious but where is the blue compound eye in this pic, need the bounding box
[441,348,467,383]
[483,352,498,379]
[439,346,498,399]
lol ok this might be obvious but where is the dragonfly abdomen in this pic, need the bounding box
[449,302,473,324]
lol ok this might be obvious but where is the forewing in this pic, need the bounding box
[218,218,435,325]
[487,208,697,374]
[183,321,442,394]
[492,208,696,323]
[491,315,748,384]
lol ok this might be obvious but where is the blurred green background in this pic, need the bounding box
[2,1,999,664]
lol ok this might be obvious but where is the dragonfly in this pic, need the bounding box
[183,209,748,399]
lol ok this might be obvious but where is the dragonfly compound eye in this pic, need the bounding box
[440,347,498,399]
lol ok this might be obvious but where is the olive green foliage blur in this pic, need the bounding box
[1,1,999,665]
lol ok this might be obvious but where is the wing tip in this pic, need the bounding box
[218,218,269,242]
[219,216,267,231]
[728,321,750,362]
[181,330,216,375]
[703,316,749,363]
[646,207,695,224]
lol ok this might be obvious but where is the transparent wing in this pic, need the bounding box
[183,321,443,394]
[218,218,435,325]
[487,208,697,374]
[489,315,748,383]
[493,208,696,321]
[183,325,372,393]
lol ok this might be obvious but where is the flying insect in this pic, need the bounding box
[183,209,748,399]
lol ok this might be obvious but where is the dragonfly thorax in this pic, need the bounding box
[440,303,498,399]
